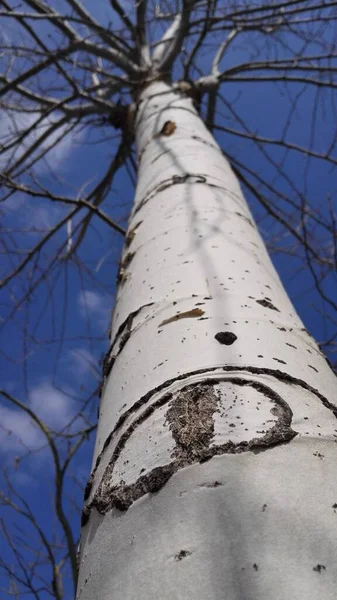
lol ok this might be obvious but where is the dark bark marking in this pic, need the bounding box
[256,298,280,312]
[199,480,223,488]
[101,302,154,390]
[117,252,135,285]
[133,173,207,216]
[125,221,142,247]
[313,564,326,573]
[191,134,219,149]
[159,308,204,327]
[158,120,176,136]
[101,354,116,383]
[174,549,193,561]
[215,332,237,345]
[273,358,287,365]
[235,212,254,227]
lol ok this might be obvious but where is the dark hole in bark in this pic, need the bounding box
[215,332,237,345]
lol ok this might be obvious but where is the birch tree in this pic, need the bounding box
[1,1,337,598]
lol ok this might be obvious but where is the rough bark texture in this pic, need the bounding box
[77,82,337,599]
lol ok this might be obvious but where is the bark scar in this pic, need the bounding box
[156,120,176,136]
[86,364,337,508]
[100,302,154,395]
[133,173,207,216]
[159,308,204,327]
[82,376,297,523]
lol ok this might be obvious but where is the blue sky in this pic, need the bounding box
[0,1,337,597]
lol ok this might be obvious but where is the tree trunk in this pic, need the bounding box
[77,82,337,599]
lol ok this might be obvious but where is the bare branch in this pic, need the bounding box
[152,1,193,72]
[136,0,151,67]
[109,0,135,37]
[212,30,238,77]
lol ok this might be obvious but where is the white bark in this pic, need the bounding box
[152,14,183,65]
[77,82,337,600]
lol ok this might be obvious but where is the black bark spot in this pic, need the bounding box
[313,564,326,573]
[256,298,280,312]
[175,549,192,561]
[273,358,287,364]
[214,332,237,345]
[199,480,223,488]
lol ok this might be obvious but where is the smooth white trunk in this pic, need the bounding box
[77,82,337,599]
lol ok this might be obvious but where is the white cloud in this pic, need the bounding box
[78,289,111,331]
[29,382,74,429]
[0,382,75,454]
[0,405,42,452]
[0,109,82,175]
[78,290,104,312]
